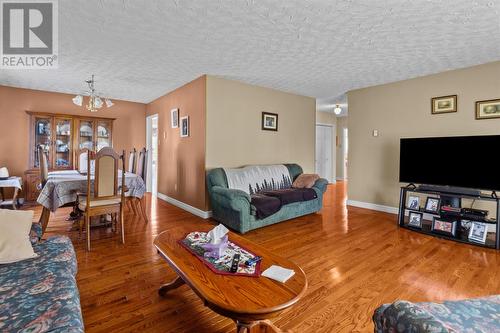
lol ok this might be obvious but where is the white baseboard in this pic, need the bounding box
[157,192,212,219]
[336,177,346,181]
[346,200,399,215]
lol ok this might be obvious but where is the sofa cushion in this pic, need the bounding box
[0,209,38,264]
[250,194,282,219]
[0,235,83,332]
[262,188,318,205]
[292,174,320,189]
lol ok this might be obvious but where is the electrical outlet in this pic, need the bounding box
[373,130,379,137]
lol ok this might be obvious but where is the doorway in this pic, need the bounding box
[146,114,158,196]
[315,124,335,183]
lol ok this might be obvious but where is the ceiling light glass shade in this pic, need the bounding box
[334,105,342,115]
[105,99,114,108]
[72,95,83,106]
[94,97,103,109]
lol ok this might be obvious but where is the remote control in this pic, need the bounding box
[230,254,240,273]
[245,256,262,266]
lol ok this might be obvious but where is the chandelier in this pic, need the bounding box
[72,74,114,112]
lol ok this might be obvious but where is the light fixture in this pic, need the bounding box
[334,104,342,115]
[72,74,114,113]
[72,95,83,106]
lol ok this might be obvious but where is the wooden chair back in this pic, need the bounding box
[76,148,95,174]
[37,145,49,187]
[91,147,121,198]
[128,148,137,174]
[136,148,148,181]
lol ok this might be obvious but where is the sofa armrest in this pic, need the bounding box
[211,186,251,209]
[373,301,449,333]
[30,222,43,244]
[312,178,329,194]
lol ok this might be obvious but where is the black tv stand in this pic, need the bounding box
[398,185,499,250]
[417,184,481,197]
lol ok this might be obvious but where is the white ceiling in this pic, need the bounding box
[1,0,499,110]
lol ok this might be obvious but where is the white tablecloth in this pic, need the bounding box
[0,177,22,189]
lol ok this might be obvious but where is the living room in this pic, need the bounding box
[0,1,499,333]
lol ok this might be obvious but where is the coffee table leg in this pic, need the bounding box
[158,276,185,297]
[236,320,283,333]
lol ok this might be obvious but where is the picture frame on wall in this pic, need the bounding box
[475,99,500,120]
[432,217,457,236]
[262,112,278,131]
[424,197,441,213]
[408,211,423,229]
[431,95,457,114]
[171,108,179,128]
[468,221,488,244]
[180,116,189,137]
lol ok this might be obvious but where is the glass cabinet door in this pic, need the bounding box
[34,116,52,168]
[78,120,94,151]
[54,117,72,169]
[96,120,112,151]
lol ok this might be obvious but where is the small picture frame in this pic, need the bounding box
[171,108,179,128]
[262,112,278,131]
[407,195,420,210]
[468,221,488,244]
[475,99,500,120]
[180,116,189,137]
[432,217,457,236]
[431,95,457,114]
[408,211,423,229]
[425,197,441,213]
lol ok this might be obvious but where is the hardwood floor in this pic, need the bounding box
[37,182,500,333]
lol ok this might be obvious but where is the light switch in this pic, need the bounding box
[373,130,379,137]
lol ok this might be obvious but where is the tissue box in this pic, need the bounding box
[201,235,228,258]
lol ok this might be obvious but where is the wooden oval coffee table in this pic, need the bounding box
[153,226,307,333]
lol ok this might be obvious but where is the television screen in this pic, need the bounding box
[399,135,500,191]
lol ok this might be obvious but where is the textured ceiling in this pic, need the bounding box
[1,0,500,111]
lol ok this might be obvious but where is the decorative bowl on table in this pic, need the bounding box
[201,235,228,259]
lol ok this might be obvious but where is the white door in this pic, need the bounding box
[146,114,158,196]
[315,124,334,183]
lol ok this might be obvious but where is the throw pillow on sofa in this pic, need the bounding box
[292,174,320,188]
[0,209,38,264]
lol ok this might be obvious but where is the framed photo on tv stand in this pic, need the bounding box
[425,197,441,213]
[432,217,457,237]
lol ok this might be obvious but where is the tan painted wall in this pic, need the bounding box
[146,76,207,211]
[347,61,500,208]
[206,76,316,173]
[0,85,146,195]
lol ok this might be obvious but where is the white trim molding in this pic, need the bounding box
[157,193,212,219]
[346,200,398,215]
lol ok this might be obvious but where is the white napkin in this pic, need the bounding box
[262,265,295,283]
[206,224,229,244]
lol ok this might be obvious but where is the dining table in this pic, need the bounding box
[37,170,146,234]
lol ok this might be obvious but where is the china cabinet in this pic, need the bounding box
[25,111,115,202]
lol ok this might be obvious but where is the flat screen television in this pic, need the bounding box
[399,135,500,191]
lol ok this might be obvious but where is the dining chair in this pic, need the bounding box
[128,148,137,174]
[76,148,95,174]
[77,147,126,251]
[130,148,148,222]
[37,145,49,190]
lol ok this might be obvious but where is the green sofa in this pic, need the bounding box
[207,164,328,233]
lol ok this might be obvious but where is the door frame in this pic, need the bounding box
[146,114,158,196]
[315,123,336,183]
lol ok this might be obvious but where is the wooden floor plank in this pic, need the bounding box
[34,181,499,332]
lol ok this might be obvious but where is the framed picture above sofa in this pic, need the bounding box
[262,112,278,131]
[431,95,457,114]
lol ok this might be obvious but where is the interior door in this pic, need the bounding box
[315,125,333,183]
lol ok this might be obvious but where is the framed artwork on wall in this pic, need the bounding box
[261,112,278,131]
[180,116,189,137]
[475,99,500,120]
[171,108,179,128]
[431,95,457,114]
